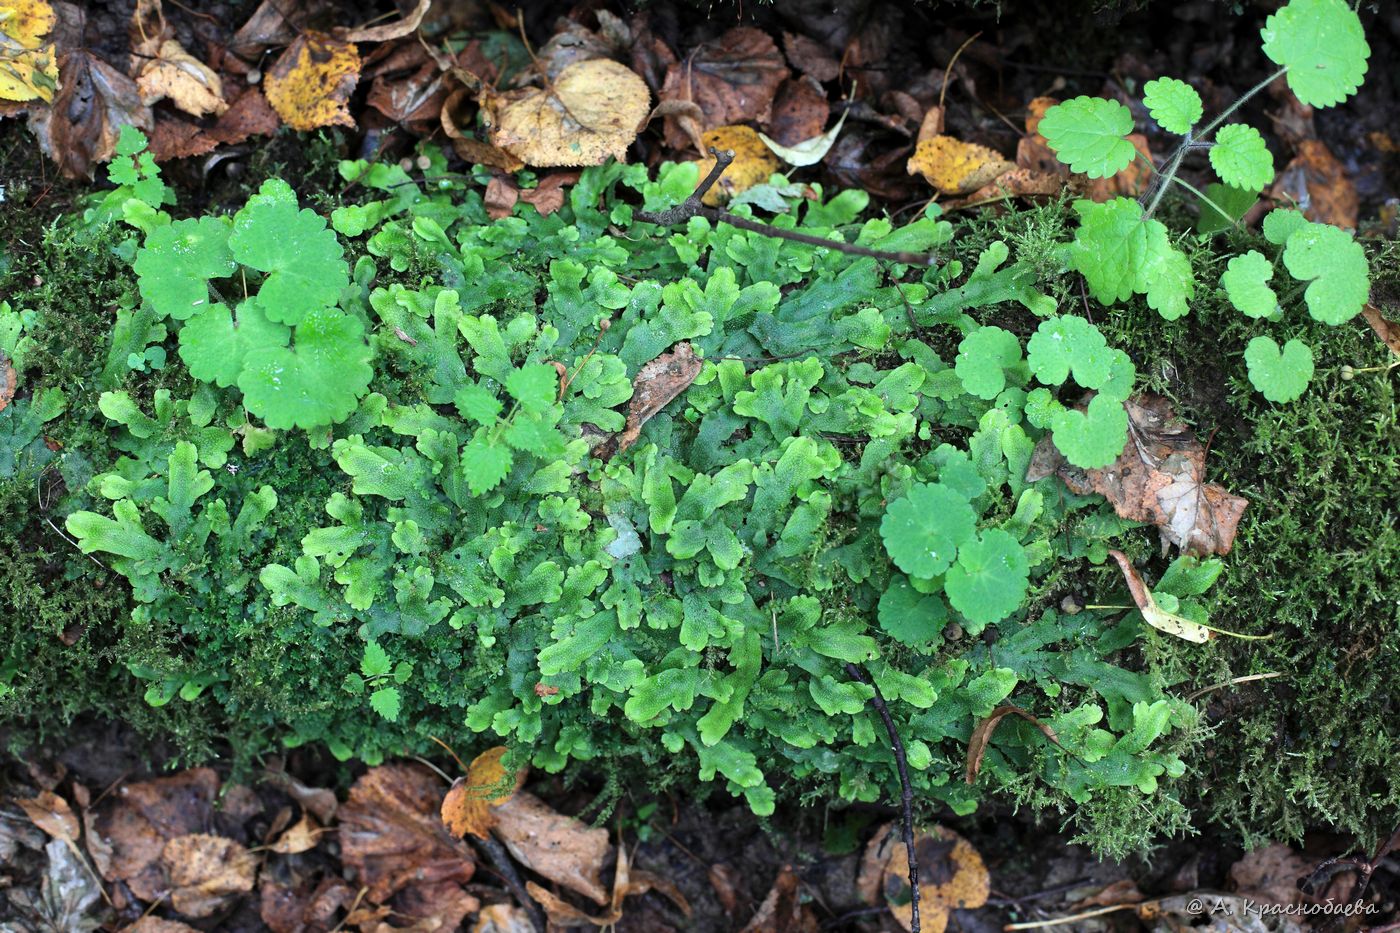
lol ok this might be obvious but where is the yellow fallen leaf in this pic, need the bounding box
[440,746,518,840]
[696,125,779,205]
[137,39,227,117]
[0,0,58,102]
[907,135,1015,196]
[484,58,649,168]
[265,31,360,131]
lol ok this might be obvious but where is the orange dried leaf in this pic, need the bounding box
[907,135,1015,196]
[0,349,15,414]
[17,790,80,843]
[440,745,516,839]
[880,825,990,933]
[265,32,360,131]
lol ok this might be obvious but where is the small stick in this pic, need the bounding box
[846,662,920,933]
[471,834,547,933]
[635,149,937,267]
[1004,902,1141,930]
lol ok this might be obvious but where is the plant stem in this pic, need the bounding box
[1197,67,1289,140]
[1172,176,1243,230]
[1143,134,1191,219]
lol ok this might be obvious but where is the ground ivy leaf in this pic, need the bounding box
[879,482,977,579]
[1261,0,1370,108]
[1038,96,1137,178]
[504,364,559,412]
[1026,315,1112,389]
[461,430,513,495]
[944,529,1029,626]
[1262,208,1307,245]
[238,306,373,429]
[370,685,402,721]
[361,640,392,677]
[230,178,349,325]
[1071,198,1195,320]
[1281,222,1369,325]
[454,383,504,425]
[1244,336,1314,402]
[954,326,1022,400]
[133,216,235,320]
[1209,124,1274,191]
[877,578,948,647]
[1142,77,1202,135]
[1222,251,1279,319]
[178,300,290,387]
[1051,394,1129,468]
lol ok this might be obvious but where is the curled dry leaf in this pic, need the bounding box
[85,767,219,901]
[341,0,430,43]
[16,790,80,843]
[659,27,789,150]
[340,763,474,905]
[696,125,779,205]
[260,877,357,933]
[440,746,518,839]
[363,42,446,134]
[28,47,152,179]
[484,175,520,221]
[908,135,1015,196]
[149,86,282,161]
[764,76,828,147]
[484,58,650,167]
[614,341,702,456]
[965,706,1064,784]
[162,833,259,918]
[268,811,324,854]
[528,843,690,928]
[135,39,227,117]
[1362,303,1400,358]
[1107,549,1213,643]
[265,31,361,131]
[1,349,17,414]
[263,763,338,825]
[1270,138,1358,229]
[492,791,611,905]
[1026,394,1247,556]
[738,864,816,933]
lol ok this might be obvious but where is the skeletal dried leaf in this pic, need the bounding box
[615,342,702,455]
[440,746,518,840]
[485,58,649,167]
[162,833,258,918]
[265,31,360,131]
[136,39,227,117]
[908,135,1015,196]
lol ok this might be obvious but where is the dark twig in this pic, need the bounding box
[1304,822,1400,933]
[846,662,920,933]
[469,835,546,933]
[635,148,937,267]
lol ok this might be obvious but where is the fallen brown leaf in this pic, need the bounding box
[85,768,219,901]
[965,706,1063,784]
[260,876,357,933]
[28,46,151,179]
[130,918,202,933]
[782,31,839,83]
[614,342,702,456]
[1026,394,1247,556]
[162,833,259,918]
[1,351,17,415]
[16,790,80,843]
[1271,139,1357,229]
[484,58,650,167]
[1229,844,1315,908]
[268,811,324,854]
[365,42,449,134]
[339,763,474,905]
[263,763,338,825]
[492,791,611,905]
[765,76,828,147]
[265,31,361,132]
[440,746,517,840]
[341,0,430,43]
[738,865,817,933]
[659,27,788,150]
[528,842,689,928]
[1362,303,1400,358]
[484,175,520,221]
[520,171,579,216]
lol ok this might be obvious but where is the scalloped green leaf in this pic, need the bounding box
[505,364,559,412]
[370,686,402,721]
[1261,0,1370,108]
[1038,96,1137,178]
[1070,197,1195,321]
[944,529,1029,626]
[954,326,1022,400]
[1209,124,1275,192]
[1051,394,1129,468]
[1221,251,1279,319]
[1282,222,1368,325]
[1262,208,1307,245]
[1244,336,1314,402]
[133,216,235,320]
[461,431,513,495]
[1142,77,1202,135]
[229,178,349,326]
[238,307,373,429]
[178,300,291,388]
[877,578,948,647]
[879,482,977,579]
[1026,315,1113,389]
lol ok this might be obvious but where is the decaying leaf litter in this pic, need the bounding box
[1,0,1399,930]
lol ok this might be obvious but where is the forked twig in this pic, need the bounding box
[846,662,921,933]
[635,149,937,267]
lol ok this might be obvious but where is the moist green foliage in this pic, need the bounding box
[1039,0,1370,402]
[16,132,1217,844]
